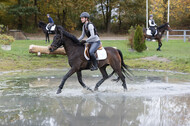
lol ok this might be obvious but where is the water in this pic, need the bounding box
[0,69,190,126]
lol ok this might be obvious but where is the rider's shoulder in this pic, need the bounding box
[87,23,94,29]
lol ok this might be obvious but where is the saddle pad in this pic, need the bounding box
[84,46,107,61]
[146,29,152,35]
[46,25,56,31]
[146,29,157,36]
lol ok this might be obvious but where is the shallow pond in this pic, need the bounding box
[0,69,190,126]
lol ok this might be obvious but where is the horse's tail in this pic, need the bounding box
[117,49,133,80]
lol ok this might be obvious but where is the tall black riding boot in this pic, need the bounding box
[90,58,98,71]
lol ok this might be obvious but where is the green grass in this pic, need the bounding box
[102,40,190,72]
[0,39,190,73]
[0,40,68,71]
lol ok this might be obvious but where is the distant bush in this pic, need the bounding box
[134,25,146,52]
[128,26,135,49]
[0,24,7,34]
[0,34,15,45]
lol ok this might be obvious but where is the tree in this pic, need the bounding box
[7,0,38,30]
[134,25,146,52]
[95,0,118,33]
[111,0,147,33]
[37,0,95,31]
[150,0,190,28]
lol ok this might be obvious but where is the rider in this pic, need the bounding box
[78,12,100,71]
[149,14,157,37]
[47,14,54,33]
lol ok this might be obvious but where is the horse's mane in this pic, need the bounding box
[158,23,168,29]
[39,21,46,27]
[56,25,80,44]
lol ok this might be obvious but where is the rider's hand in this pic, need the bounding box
[81,40,86,44]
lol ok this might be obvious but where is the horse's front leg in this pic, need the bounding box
[94,66,109,91]
[45,33,48,44]
[57,68,76,94]
[157,39,162,51]
[77,71,93,92]
[47,33,50,43]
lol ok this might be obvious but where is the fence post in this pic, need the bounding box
[184,30,186,42]
[166,31,169,42]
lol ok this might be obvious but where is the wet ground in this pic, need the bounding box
[0,69,190,126]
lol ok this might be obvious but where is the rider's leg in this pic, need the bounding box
[48,23,54,33]
[150,26,154,37]
[152,27,156,36]
[89,41,100,71]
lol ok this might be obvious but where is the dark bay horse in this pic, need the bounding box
[49,25,132,94]
[143,23,172,51]
[38,21,55,43]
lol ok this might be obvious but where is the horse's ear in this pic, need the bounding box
[55,26,59,34]
[56,26,64,39]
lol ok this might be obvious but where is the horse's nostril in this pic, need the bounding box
[49,47,53,52]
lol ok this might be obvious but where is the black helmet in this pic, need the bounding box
[80,12,90,18]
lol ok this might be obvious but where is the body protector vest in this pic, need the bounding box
[84,22,99,38]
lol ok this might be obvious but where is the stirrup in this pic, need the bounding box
[90,65,98,71]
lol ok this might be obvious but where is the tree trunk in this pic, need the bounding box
[163,0,168,23]
[34,0,37,27]
[17,0,22,30]
[105,0,111,33]
[100,0,106,26]
[62,9,66,27]
[29,45,66,55]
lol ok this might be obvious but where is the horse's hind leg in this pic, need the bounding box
[94,66,109,91]
[77,71,93,92]
[111,63,127,91]
[117,71,127,91]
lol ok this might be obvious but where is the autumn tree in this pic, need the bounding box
[7,0,38,30]
[95,0,118,33]
[111,0,147,33]
[37,0,95,31]
[150,0,190,28]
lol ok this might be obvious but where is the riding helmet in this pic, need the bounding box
[80,12,90,18]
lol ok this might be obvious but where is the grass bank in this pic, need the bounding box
[0,39,190,73]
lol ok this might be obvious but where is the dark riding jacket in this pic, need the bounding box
[48,17,54,23]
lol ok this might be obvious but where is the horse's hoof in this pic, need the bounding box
[94,87,98,91]
[124,88,127,92]
[157,49,161,51]
[56,88,62,94]
[86,87,94,92]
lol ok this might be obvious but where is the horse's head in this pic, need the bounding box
[49,26,64,52]
[38,21,46,28]
[166,22,172,32]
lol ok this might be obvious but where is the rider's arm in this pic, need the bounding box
[86,24,96,42]
[78,25,85,41]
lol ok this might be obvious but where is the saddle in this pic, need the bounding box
[146,28,157,36]
[46,24,56,31]
[84,43,107,61]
